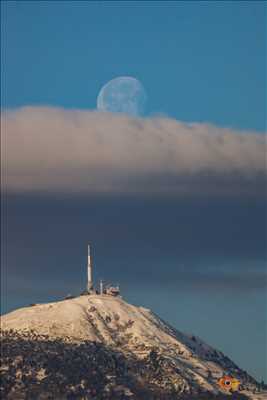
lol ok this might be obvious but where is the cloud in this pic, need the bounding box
[1,106,266,196]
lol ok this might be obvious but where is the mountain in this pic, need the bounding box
[1,294,264,399]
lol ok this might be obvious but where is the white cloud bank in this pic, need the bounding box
[1,107,266,196]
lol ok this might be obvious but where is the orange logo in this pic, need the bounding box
[218,376,241,391]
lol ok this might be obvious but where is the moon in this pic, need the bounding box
[97,76,147,116]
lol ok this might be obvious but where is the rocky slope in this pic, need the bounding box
[1,294,264,399]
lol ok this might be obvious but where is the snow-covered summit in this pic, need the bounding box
[1,295,262,399]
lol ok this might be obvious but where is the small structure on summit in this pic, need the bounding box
[103,282,120,297]
[85,244,120,297]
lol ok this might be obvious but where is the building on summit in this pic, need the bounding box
[85,244,120,297]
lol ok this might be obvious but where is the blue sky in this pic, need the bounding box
[1,1,266,382]
[1,1,266,130]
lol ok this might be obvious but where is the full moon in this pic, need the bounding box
[97,76,147,116]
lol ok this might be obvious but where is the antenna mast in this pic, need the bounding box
[87,244,93,292]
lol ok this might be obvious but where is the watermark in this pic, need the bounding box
[218,376,241,392]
